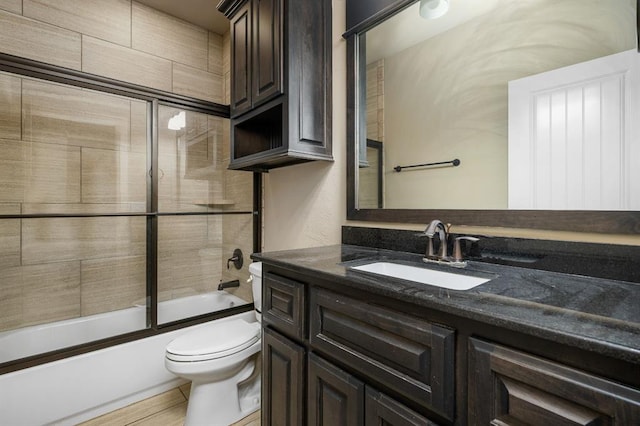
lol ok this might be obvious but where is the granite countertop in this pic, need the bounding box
[253,244,640,364]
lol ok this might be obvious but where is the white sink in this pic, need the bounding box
[351,262,491,290]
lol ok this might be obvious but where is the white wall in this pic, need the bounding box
[262,0,347,251]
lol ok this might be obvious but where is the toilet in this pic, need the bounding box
[165,262,263,426]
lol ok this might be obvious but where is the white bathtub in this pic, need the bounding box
[0,292,253,426]
[0,291,247,364]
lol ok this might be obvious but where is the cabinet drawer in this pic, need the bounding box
[310,288,455,421]
[263,272,305,341]
[468,338,640,425]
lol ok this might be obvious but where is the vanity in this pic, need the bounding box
[252,0,640,423]
[254,242,640,425]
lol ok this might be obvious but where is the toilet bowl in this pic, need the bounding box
[165,262,263,426]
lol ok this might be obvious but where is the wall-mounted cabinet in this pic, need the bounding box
[218,0,333,171]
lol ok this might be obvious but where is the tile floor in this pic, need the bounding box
[79,383,260,426]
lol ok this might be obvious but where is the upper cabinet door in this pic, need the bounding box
[230,1,252,116]
[252,0,282,108]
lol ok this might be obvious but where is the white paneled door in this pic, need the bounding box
[508,49,640,210]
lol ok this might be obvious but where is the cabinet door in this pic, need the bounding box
[230,0,252,116]
[262,327,305,426]
[308,353,365,426]
[252,0,282,108]
[365,387,438,426]
[468,338,640,425]
[310,288,455,420]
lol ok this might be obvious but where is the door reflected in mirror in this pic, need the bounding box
[358,0,638,210]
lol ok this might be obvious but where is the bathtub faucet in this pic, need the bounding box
[218,279,240,291]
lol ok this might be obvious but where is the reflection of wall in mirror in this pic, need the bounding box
[379,0,636,210]
[359,146,383,208]
[360,60,386,208]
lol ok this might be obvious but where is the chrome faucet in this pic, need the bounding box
[423,219,449,261]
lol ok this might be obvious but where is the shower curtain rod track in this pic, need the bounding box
[0,211,255,220]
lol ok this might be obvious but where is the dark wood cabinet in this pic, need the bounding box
[308,353,436,426]
[251,0,281,109]
[258,261,640,426]
[218,0,332,171]
[468,338,640,425]
[260,267,451,425]
[308,353,364,426]
[366,387,438,426]
[229,0,251,115]
[310,288,455,421]
[229,0,281,116]
[262,326,305,426]
[262,272,306,342]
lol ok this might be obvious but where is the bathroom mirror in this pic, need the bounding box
[346,0,640,233]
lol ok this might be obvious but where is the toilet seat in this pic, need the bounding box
[166,320,260,362]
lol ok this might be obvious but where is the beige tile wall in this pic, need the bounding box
[23,142,81,204]
[0,0,21,14]
[21,261,81,324]
[22,79,135,150]
[0,265,22,330]
[82,35,173,92]
[81,255,146,316]
[0,1,225,102]
[0,10,81,69]
[1,261,83,330]
[173,63,223,103]
[359,60,385,209]
[0,139,25,202]
[132,2,208,70]
[0,211,20,269]
[221,214,255,303]
[23,0,132,47]
[21,217,146,265]
[0,73,21,140]
[366,60,384,142]
[0,1,256,335]
[81,148,147,203]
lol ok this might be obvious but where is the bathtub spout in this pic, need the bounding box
[218,279,240,291]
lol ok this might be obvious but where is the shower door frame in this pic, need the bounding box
[0,52,261,375]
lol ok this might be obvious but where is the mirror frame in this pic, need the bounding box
[345,0,640,234]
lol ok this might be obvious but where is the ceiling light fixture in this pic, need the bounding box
[419,0,450,19]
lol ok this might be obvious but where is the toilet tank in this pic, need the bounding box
[249,262,262,321]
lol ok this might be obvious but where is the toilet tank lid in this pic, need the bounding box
[166,319,259,358]
[249,262,262,277]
